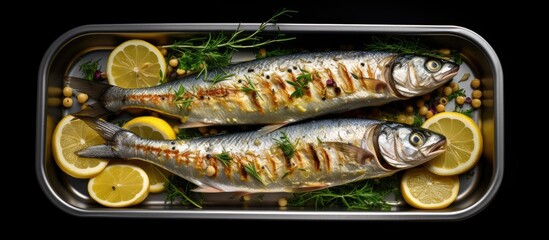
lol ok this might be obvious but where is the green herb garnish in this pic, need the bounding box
[214,150,232,167]
[241,76,263,100]
[176,128,201,140]
[290,174,400,210]
[455,107,474,118]
[164,175,203,208]
[260,48,298,58]
[287,68,312,98]
[243,163,266,185]
[204,73,235,84]
[274,131,298,159]
[172,84,194,111]
[163,9,296,82]
[79,59,101,81]
[448,88,466,101]
[366,37,462,64]
[412,112,425,127]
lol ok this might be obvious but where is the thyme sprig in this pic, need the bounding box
[172,84,194,111]
[274,131,298,159]
[243,163,266,185]
[204,73,235,84]
[447,88,466,101]
[163,9,296,82]
[214,150,232,167]
[241,76,263,100]
[287,68,313,98]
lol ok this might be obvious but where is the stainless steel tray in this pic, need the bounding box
[36,24,503,220]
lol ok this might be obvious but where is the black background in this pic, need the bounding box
[28,1,522,234]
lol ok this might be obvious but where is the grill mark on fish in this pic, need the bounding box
[366,63,374,79]
[265,151,278,178]
[311,70,325,95]
[235,155,248,181]
[271,74,290,102]
[127,94,174,105]
[197,87,236,98]
[260,77,278,111]
[295,148,304,169]
[307,144,321,171]
[320,147,331,172]
[337,63,355,93]
[208,158,219,178]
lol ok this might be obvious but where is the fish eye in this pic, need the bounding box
[425,60,442,72]
[409,132,425,147]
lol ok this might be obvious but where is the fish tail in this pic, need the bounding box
[74,116,122,159]
[66,76,115,118]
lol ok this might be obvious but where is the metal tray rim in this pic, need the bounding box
[36,23,503,220]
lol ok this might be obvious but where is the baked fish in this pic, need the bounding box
[76,117,446,193]
[70,51,459,129]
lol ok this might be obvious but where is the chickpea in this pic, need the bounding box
[160,48,168,56]
[443,86,453,96]
[425,110,434,119]
[278,197,288,207]
[205,165,216,177]
[472,90,482,99]
[257,48,267,58]
[397,114,406,123]
[418,106,429,116]
[405,115,414,125]
[63,97,73,108]
[405,105,414,113]
[472,99,482,108]
[456,96,465,105]
[63,86,73,97]
[198,127,208,134]
[169,58,179,68]
[439,97,449,105]
[449,82,459,92]
[176,68,186,76]
[76,93,88,104]
[436,104,445,112]
[470,78,481,89]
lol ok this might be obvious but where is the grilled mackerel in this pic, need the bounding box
[77,117,446,193]
[70,51,459,128]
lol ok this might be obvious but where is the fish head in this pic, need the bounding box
[376,123,446,169]
[391,55,459,97]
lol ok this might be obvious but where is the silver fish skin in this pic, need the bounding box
[77,117,446,193]
[70,51,459,127]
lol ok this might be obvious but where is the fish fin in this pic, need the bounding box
[72,102,112,119]
[66,76,112,99]
[73,116,122,142]
[192,185,223,193]
[177,121,215,129]
[257,122,288,135]
[76,145,118,158]
[321,142,374,164]
[66,76,116,118]
[291,183,329,192]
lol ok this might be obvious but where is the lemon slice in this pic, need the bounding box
[52,115,109,178]
[421,112,483,176]
[401,168,460,209]
[122,116,176,192]
[107,39,167,88]
[88,164,149,207]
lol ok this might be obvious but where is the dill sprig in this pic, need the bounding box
[366,37,462,64]
[172,84,194,111]
[214,150,232,167]
[258,48,298,59]
[204,73,235,84]
[290,174,401,210]
[163,9,296,82]
[273,131,298,159]
[176,128,201,140]
[287,68,312,98]
[243,163,266,185]
[455,107,474,118]
[79,59,101,81]
[163,175,203,208]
